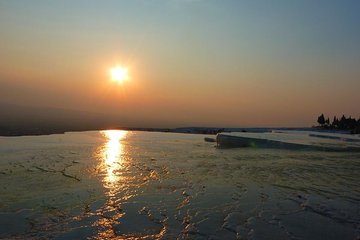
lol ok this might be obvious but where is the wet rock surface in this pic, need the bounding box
[0,130,359,239]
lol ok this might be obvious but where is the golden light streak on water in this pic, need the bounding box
[95,130,167,239]
[100,130,127,187]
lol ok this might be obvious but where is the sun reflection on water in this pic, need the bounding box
[94,130,167,239]
[100,130,127,187]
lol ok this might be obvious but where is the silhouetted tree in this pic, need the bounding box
[348,116,357,129]
[332,116,339,129]
[338,115,347,129]
[317,114,325,126]
[316,114,360,133]
[325,117,330,127]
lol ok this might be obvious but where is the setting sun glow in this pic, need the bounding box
[110,66,129,83]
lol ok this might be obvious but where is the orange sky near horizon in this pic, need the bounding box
[1,1,360,128]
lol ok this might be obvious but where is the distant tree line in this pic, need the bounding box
[317,114,360,134]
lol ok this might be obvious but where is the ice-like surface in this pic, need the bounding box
[0,130,360,239]
[218,131,360,151]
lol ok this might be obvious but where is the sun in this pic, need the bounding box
[110,66,129,83]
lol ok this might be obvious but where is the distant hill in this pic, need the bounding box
[0,103,121,136]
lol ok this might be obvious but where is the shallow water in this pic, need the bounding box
[0,130,359,239]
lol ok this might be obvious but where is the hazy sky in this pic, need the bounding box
[1,0,359,127]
